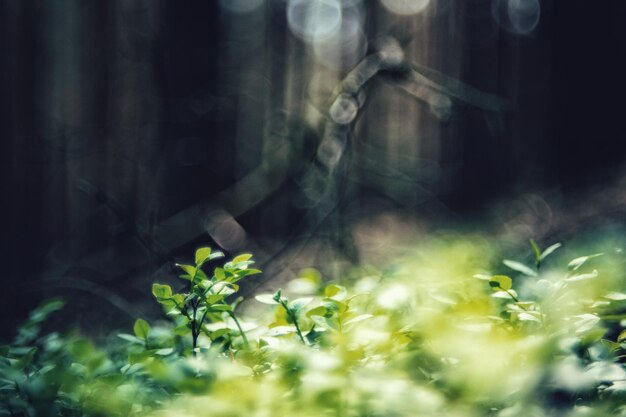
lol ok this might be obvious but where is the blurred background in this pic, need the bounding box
[2,0,626,337]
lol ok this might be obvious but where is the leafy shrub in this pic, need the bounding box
[2,238,626,417]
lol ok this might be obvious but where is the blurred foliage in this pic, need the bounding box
[2,238,626,417]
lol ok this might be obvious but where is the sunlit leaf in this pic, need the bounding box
[571,314,601,334]
[176,263,197,279]
[530,239,541,260]
[232,254,253,263]
[540,243,562,261]
[491,289,518,299]
[152,283,172,299]
[214,267,226,281]
[325,284,347,301]
[154,348,175,356]
[580,328,607,345]
[489,275,513,290]
[306,306,328,317]
[473,273,492,281]
[290,297,313,311]
[195,247,212,265]
[603,292,626,301]
[209,328,231,340]
[205,294,224,304]
[210,304,233,312]
[117,334,144,345]
[133,318,150,340]
[517,312,542,323]
[255,294,279,304]
[564,269,598,282]
[568,253,603,271]
[208,281,236,297]
[503,260,537,276]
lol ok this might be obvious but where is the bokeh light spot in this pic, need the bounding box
[288,0,343,42]
[508,0,540,34]
[492,0,540,35]
[312,7,367,70]
[380,0,430,16]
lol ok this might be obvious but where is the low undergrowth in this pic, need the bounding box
[2,237,626,417]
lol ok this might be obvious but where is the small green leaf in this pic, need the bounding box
[517,312,542,323]
[604,292,626,301]
[206,293,226,304]
[503,260,537,276]
[209,251,225,260]
[540,243,562,261]
[14,348,37,370]
[29,298,65,322]
[233,254,253,263]
[580,327,607,345]
[618,330,626,343]
[152,283,172,299]
[195,247,212,265]
[530,239,541,261]
[133,318,151,340]
[572,314,601,334]
[209,328,231,340]
[255,294,279,304]
[208,281,236,296]
[214,267,226,280]
[309,316,340,331]
[306,306,329,317]
[174,324,190,336]
[568,253,603,271]
[489,275,513,291]
[491,289,518,299]
[177,264,197,279]
[324,284,347,301]
[564,269,598,282]
[117,334,144,345]
[210,304,233,312]
[290,297,313,311]
[240,268,262,276]
[473,274,492,281]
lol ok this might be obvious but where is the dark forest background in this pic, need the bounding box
[2,0,626,338]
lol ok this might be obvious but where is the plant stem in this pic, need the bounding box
[280,301,307,345]
[502,287,521,304]
[228,311,250,349]
[191,301,198,357]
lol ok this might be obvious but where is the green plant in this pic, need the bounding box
[3,237,626,417]
[149,248,261,355]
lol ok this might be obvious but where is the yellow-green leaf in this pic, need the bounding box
[324,284,347,301]
[152,283,172,299]
[568,253,603,271]
[133,318,150,340]
[176,264,197,280]
[233,254,253,263]
[195,247,212,265]
[503,260,537,277]
[489,275,513,291]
